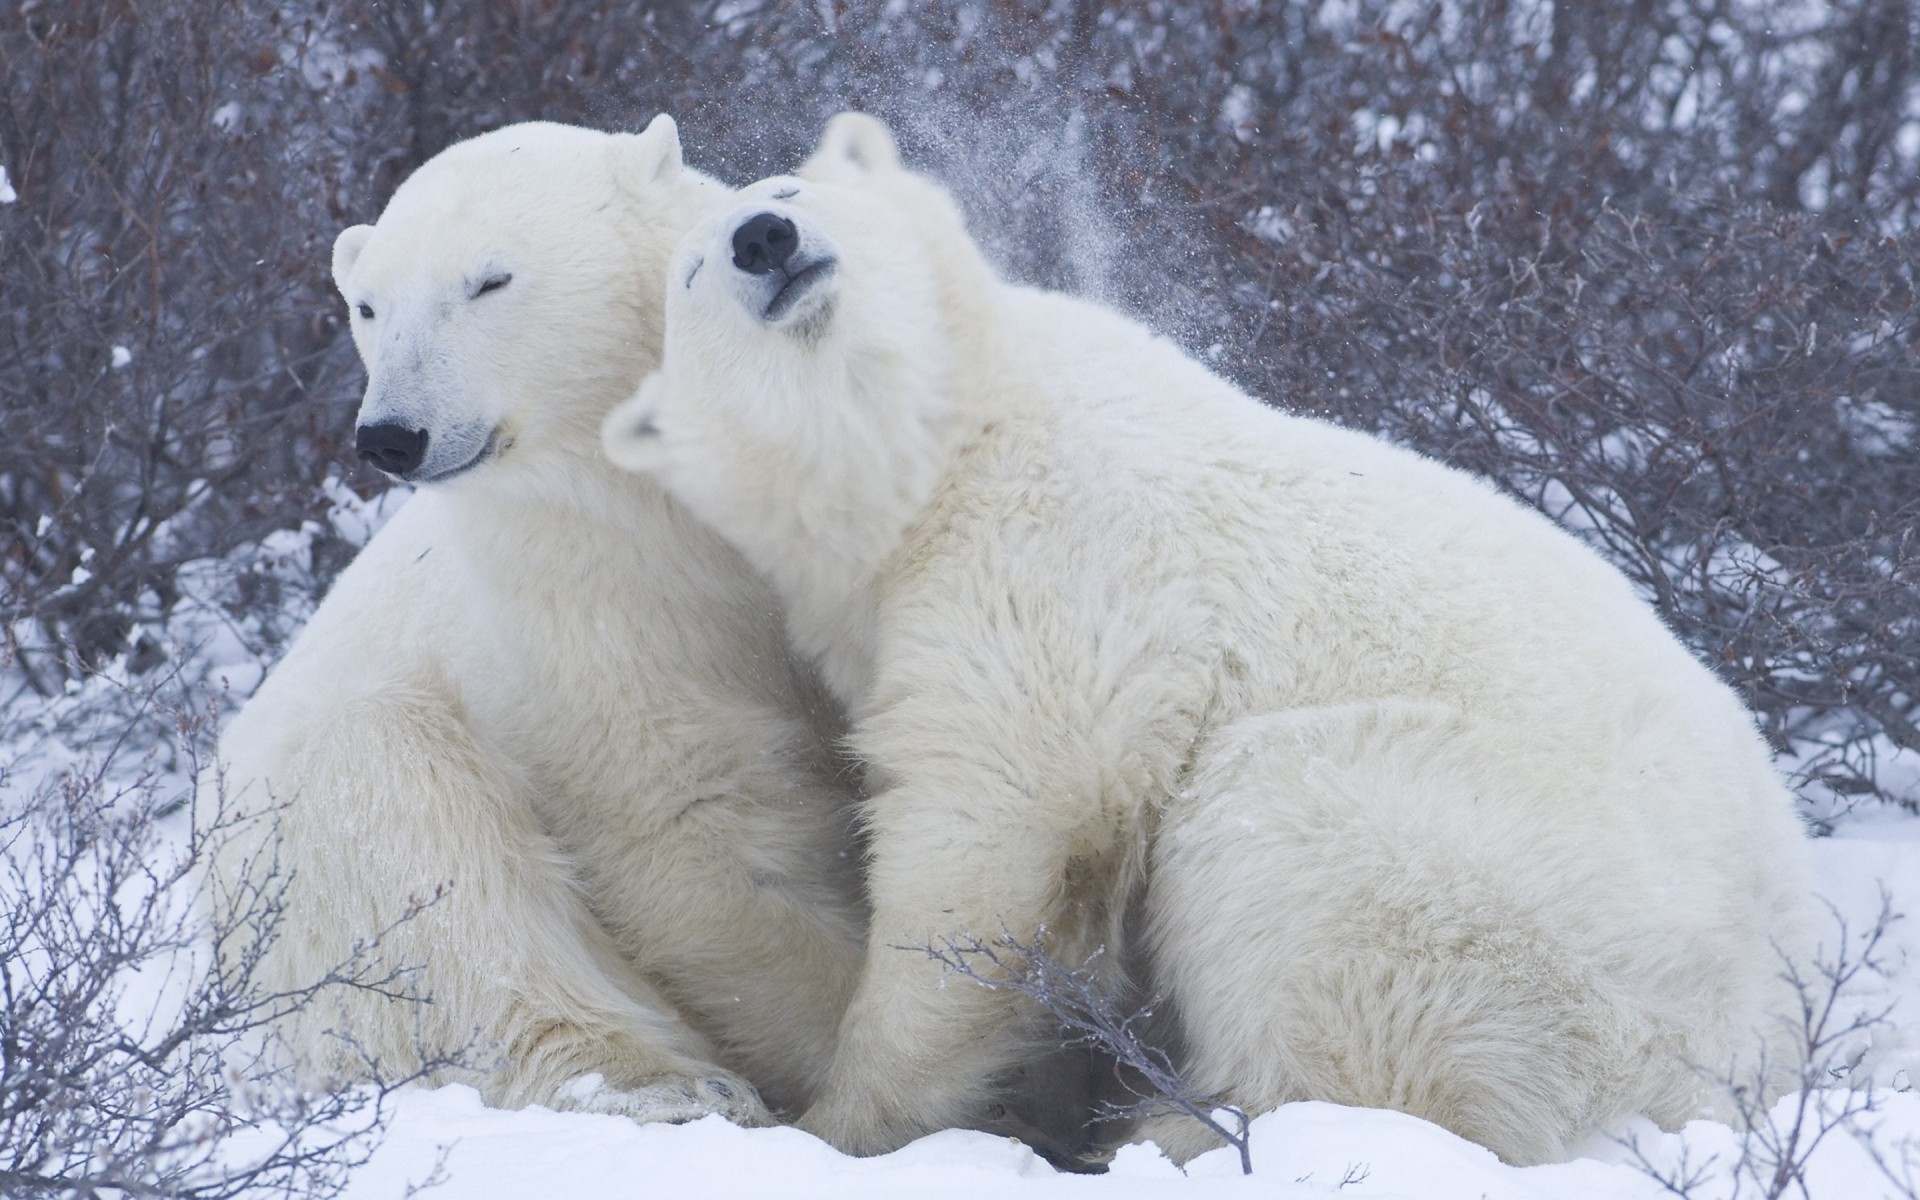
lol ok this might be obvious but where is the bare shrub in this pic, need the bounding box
[0,661,457,1198]
[922,930,1253,1174]
[4,0,1913,807]
[0,4,391,689]
[1619,895,1919,1199]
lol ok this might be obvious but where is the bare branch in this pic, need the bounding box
[917,929,1253,1175]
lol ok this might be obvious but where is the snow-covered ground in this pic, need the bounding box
[337,1085,1920,1200]
[5,484,1916,1199]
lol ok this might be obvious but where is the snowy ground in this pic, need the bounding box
[6,486,1917,1199]
[338,1086,1920,1200]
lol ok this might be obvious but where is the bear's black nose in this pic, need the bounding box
[355,422,429,476]
[732,212,798,275]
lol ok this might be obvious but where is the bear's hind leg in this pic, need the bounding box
[1138,701,1667,1165]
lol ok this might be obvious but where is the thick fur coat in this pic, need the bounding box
[603,113,1818,1164]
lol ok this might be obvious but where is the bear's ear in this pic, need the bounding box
[613,113,684,193]
[801,111,901,181]
[601,375,673,477]
[331,224,374,293]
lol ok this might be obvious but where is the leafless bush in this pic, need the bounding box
[4,0,1915,806]
[923,930,1253,1174]
[0,661,458,1198]
[1618,895,1918,1200]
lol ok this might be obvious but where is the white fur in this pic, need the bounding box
[207,118,866,1125]
[602,112,1819,1164]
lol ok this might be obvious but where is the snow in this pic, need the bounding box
[333,1080,1920,1199]
[0,164,14,204]
[1221,85,1257,144]
[1245,205,1295,245]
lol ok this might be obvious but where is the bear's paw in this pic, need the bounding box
[553,1069,774,1128]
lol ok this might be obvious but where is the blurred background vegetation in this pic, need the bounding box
[2,0,1915,811]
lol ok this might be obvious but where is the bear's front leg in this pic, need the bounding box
[210,677,776,1131]
[797,779,1119,1156]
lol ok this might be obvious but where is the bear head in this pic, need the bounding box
[333,115,723,490]
[601,114,1002,613]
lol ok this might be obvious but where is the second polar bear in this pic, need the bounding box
[603,114,1818,1164]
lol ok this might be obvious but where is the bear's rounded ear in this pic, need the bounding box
[601,375,673,476]
[614,113,684,193]
[802,111,901,180]
[331,224,374,293]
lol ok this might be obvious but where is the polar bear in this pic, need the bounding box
[601,113,1818,1163]
[206,116,867,1126]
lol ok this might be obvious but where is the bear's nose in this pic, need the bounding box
[355,422,429,476]
[732,212,798,275]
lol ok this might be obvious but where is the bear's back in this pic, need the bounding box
[977,284,1764,767]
